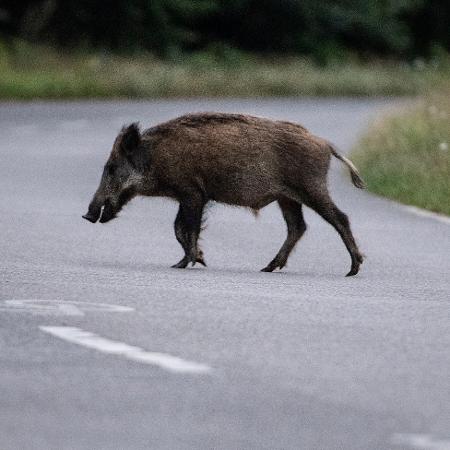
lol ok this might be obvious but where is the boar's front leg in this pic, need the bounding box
[171,195,206,269]
[172,205,207,268]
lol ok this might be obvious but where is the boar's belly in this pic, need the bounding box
[207,175,278,209]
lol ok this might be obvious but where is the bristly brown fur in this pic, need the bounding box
[85,112,365,276]
[145,112,253,133]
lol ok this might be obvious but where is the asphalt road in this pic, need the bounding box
[1,99,449,450]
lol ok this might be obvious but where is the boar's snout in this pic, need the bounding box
[82,202,102,224]
[83,194,125,224]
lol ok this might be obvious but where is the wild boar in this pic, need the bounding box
[83,113,365,276]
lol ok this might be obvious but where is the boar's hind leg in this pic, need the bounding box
[302,191,363,276]
[171,197,206,269]
[171,205,191,269]
[261,198,307,272]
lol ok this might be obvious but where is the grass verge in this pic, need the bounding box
[1,40,449,99]
[351,92,450,215]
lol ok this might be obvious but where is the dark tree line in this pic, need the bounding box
[0,0,449,60]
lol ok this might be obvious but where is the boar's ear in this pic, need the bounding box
[119,123,141,156]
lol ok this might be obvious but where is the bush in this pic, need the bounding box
[1,0,449,60]
[1,40,449,99]
[352,92,450,215]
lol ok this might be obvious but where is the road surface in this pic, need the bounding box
[1,99,449,450]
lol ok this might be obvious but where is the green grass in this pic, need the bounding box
[1,40,450,99]
[351,93,450,215]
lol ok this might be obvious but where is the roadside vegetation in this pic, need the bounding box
[1,40,449,99]
[351,91,450,215]
[2,1,450,99]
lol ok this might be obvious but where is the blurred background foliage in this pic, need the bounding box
[0,1,449,99]
[1,0,449,61]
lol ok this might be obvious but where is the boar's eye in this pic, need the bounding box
[105,164,117,176]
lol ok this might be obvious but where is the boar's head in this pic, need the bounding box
[83,123,145,224]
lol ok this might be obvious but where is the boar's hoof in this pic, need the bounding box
[172,255,207,269]
[195,251,207,267]
[260,261,284,272]
[346,263,361,276]
[171,257,190,269]
[346,266,360,277]
[346,253,363,276]
[82,213,98,223]
[195,256,207,267]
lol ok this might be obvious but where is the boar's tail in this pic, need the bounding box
[329,144,366,189]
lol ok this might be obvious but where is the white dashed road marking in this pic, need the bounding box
[0,299,134,316]
[392,433,450,449]
[40,326,212,375]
